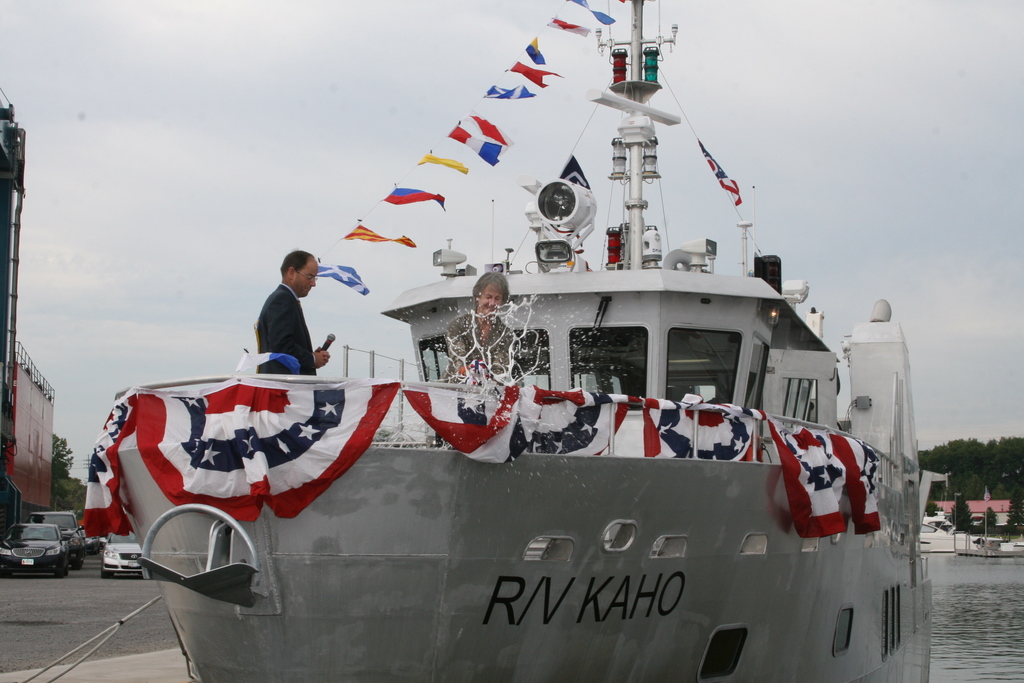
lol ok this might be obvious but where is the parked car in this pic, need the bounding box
[27,511,86,570]
[101,532,143,578]
[85,536,105,555]
[0,523,70,578]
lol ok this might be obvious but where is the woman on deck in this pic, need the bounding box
[443,272,514,383]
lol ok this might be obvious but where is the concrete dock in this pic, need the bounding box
[0,649,191,683]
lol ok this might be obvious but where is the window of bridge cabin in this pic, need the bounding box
[513,329,551,389]
[418,335,450,382]
[570,327,648,397]
[744,340,770,409]
[665,329,742,403]
[418,330,551,387]
[782,378,818,423]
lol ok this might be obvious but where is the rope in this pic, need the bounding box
[20,596,166,683]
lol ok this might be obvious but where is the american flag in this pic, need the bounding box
[699,140,743,206]
[984,487,991,502]
[84,378,399,536]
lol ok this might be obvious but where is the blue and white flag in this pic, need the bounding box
[560,155,591,189]
[568,0,615,25]
[235,352,301,375]
[485,85,536,100]
[318,264,369,296]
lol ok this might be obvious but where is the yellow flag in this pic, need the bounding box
[418,154,469,175]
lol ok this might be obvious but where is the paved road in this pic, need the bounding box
[0,553,180,674]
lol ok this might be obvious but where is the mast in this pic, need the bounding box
[594,0,678,270]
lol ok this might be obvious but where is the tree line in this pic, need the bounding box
[920,437,1024,534]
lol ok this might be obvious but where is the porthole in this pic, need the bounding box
[833,606,854,656]
[699,625,748,679]
[739,533,767,555]
[650,535,687,559]
[602,520,637,552]
[523,536,574,562]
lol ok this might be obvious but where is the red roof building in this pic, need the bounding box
[936,500,1011,524]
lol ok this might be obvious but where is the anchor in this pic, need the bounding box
[139,503,262,608]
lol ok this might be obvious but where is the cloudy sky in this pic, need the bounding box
[2,0,1021,478]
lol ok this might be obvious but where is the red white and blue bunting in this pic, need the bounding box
[85,380,880,540]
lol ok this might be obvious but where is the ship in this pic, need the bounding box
[85,1,931,680]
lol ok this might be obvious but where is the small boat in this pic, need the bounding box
[84,1,932,680]
[919,523,957,553]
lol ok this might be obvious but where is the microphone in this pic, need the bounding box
[320,333,336,352]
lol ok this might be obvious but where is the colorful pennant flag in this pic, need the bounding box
[317,264,370,296]
[568,0,615,25]
[384,187,446,210]
[485,85,536,100]
[526,38,546,65]
[417,154,469,174]
[510,62,563,89]
[448,114,513,166]
[560,155,591,189]
[344,225,417,248]
[699,140,743,206]
[548,18,591,37]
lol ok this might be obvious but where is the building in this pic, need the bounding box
[936,499,1010,526]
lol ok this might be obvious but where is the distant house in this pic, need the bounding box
[936,500,1010,526]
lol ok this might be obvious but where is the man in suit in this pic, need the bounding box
[257,250,330,375]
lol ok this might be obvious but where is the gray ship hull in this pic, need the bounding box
[119,442,930,682]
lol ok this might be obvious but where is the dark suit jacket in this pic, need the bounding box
[257,284,316,375]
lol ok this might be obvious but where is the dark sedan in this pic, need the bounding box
[0,523,70,578]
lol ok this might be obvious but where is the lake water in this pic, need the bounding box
[928,553,1024,682]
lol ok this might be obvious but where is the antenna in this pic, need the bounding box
[737,221,753,276]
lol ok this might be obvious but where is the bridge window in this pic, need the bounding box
[419,335,449,382]
[513,329,551,389]
[783,378,818,422]
[419,329,551,386]
[745,340,769,409]
[570,327,648,396]
[665,329,742,403]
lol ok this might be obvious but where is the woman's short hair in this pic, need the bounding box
[472,271,509,302]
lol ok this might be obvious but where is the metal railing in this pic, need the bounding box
[15,342,54,404]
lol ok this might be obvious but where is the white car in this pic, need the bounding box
[101,532,143,578]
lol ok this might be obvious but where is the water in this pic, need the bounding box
[928,553,1024,682]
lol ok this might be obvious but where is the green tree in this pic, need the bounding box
[1006,489,1024,538]
[953,496,972,532]
[50,435,86,517]
[925,500,939,516]
[984,507,998,533]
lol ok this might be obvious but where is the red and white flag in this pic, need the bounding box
[548,18,591,37]
[84,378,399,535]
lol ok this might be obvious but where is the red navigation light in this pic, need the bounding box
[606,224,623,266]
[612,49,627,84]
